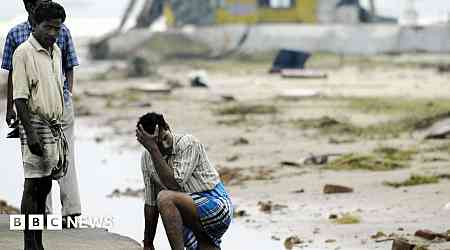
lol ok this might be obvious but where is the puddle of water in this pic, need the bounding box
[0,116,283,250]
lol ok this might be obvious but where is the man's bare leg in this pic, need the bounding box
[156,190,219,250]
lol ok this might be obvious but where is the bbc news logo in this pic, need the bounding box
[9,215,114,230]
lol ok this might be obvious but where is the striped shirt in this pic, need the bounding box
[141,134,221,206]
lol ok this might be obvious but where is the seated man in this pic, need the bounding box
[136,112,233,250]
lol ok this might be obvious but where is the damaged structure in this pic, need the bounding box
[144,0,384,27]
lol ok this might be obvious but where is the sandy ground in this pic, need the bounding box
[2,42,450,249]
[57,53,450,250]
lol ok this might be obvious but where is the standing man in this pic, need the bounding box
[136,112,233,250]
[13,2,67,249]
[2,0,81,224]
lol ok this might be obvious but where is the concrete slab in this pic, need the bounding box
[0,215,141,250]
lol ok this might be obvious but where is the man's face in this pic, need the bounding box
[156,127,173,156]
[33,18,62,48]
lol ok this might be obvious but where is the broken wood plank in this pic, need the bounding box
[323,184,354,194]
[128,84,172,94]
[281,69,328,79]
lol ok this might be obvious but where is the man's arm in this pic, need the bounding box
[15,99,43,156]
[6,71,16,125]
[143,204,158,250]
[148,147,180,191]
[65,68,74,93]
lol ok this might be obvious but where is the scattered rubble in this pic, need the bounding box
[280,161,302,167]
[189,70,208,88]
[438,64,450,74]
[325,147,416,171]
[328,214,338,219]
[384,175,440,188]
[226,155,240,162]
[332,213,361,224]
[281,69,328,79]
[257,201,288,214]
[323,184,354,194]
[284,236,303,250]
[107,187,143,198]
[424,118,450,139]
[291,189,305,194]
[0,200,20,214]
[232,137,250,146]
[371,231,387,239]
[414,229,450,241]
[277,89,322,100]
[127,83,172,94]
[233,209,249,218]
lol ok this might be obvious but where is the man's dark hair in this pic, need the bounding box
[23,0,39,8]
[138,112,170,134]
[34,2,66,24]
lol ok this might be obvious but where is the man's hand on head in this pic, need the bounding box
[136,125,158,152]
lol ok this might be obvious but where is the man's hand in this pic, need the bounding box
[27,130,44,157]
[6,108,16,126]
[136,125,158,152]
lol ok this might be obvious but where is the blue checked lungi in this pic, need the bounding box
[184,182,233,250]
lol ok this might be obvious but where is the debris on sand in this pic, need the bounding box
[281,161,302,167]
[216,103,278,116]
[232,137,250,146]
[220,95,236,102]
[292,189,305,194]
[415,230,438,241]
[219,165,276,186]
[0,200,20,214]
[233,209,249,218]
[371,231,387,239]
[281,69,328,79]
[323,184,354,194]
[107,187,144,198]
[257,201,288,214]
[424,118,450,139]
[438,64,450,74]
[218,167,246,186]
[332,213,361,224]
[328,214,338,219]
[277,89,322,100]
[390,238,416,250]
[384,175,439,188]
[75,104,94,117]
[325,239,337,243]
[284,236,304,250]
[325,147,416,171]
[127,83,172,94]
[226,154,240,162]
[189,70,209,88]
[302,153,342,166]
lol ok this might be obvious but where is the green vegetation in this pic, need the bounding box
[384,175,440,188]
[325,147,416,171]
[333,213,361,224]
[287,97,450,138]
[216,103,278,116]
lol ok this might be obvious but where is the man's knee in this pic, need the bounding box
[156,190,175,209]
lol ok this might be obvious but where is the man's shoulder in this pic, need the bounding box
[7,21,30,38]
[59,24,72,37]
[14,40,32,55]
[175,134,200,149]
